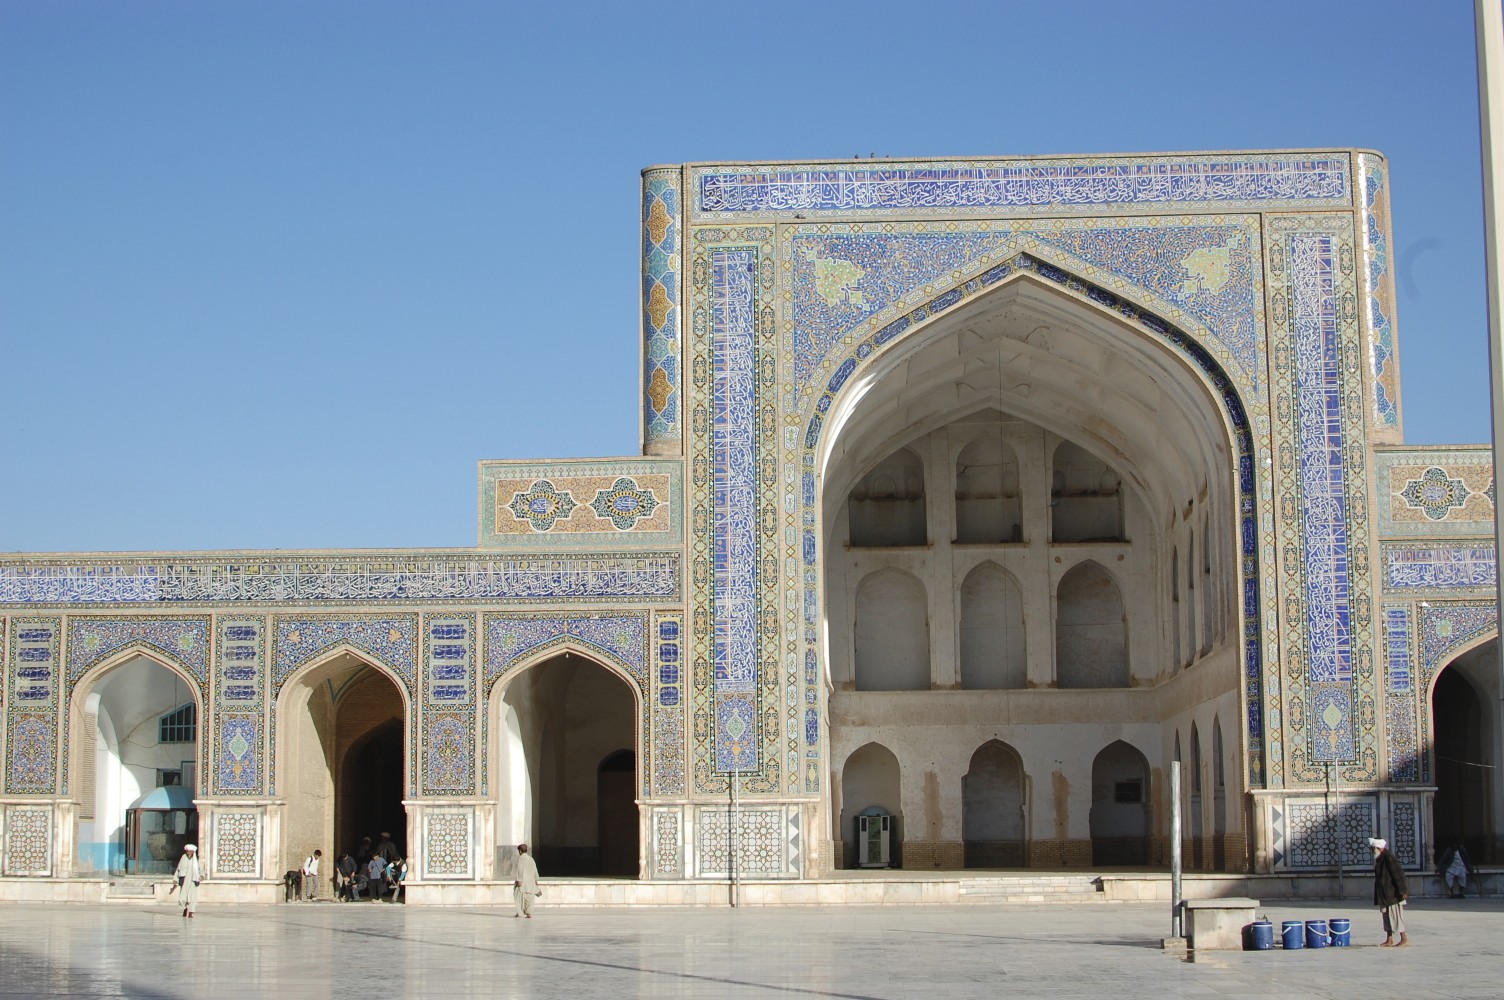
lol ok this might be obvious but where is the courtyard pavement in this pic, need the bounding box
[0,896,1499,999]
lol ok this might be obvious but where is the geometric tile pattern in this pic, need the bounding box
[652,808,683,879]
[1391,799,1419,869]
[695,805,799,878]
[1398,467,1472,521]
[2,806,52,876]
[422,812,472,880]
[642,167,682,453]
[212,811,260,877]
[1282,798,1376,869]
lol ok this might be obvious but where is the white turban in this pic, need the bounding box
[1368,838,1386,850]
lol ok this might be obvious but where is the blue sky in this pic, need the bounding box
[0,1,1494,552]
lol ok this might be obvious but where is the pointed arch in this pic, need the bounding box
[854,569,930,691]
[958,561,1025,690]
[1055,561,1128,688]
[963,740,1026,867]
[838,742,902,869]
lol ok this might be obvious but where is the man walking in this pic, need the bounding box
[1370,837,1410,947]
[513,843,540,919]
[175,844,203,919]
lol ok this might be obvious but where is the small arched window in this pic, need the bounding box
[159,703,196,744]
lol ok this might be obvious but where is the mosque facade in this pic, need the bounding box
[1,150,1499,903]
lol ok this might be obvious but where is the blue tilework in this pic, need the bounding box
[695,156,1350,219]
[1291,235,1353,690]
[0,554,680,605]
[216,715,260,792]
[6,617,59,794]
[66,617,210,685]
[1359,154,1399,429]
[643,169,682,451]
[1383,543,1496,591]
[483,614,648,691]
[789,225,1261,388]
[272,616,418,691]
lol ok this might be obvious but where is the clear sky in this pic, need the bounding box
[0,1,1495,553]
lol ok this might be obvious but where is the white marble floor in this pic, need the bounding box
[0,897,1497,998]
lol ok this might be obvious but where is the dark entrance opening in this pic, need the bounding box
[596,750,639,877]
[341,718,406,859]
[1434,667,1489,863]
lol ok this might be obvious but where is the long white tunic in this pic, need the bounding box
[175,853,203,912]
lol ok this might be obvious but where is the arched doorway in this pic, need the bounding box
[492,652,639,877]
[279,654,408,874]
[1432,643,1496,863]
[72,654,202,876]
[815,268,1247,870]
[839,743,902,868]
[962,740,1025,867]
[1090,741,1149,865]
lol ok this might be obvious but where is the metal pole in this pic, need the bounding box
[1170,759,1183,939]
[1475,0,1504,860]
[730,769,740,907]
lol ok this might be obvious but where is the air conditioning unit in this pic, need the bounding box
[856,811,891,868]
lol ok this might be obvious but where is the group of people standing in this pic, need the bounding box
[332,832,407,903]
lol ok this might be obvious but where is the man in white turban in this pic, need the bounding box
[1370,838,1409,946]
[175,844,204,918]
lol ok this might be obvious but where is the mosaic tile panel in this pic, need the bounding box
[483,614,648,690]
[1374,450,1495,536]
[651,613,686,797]
[785,221,1264,390]
[0,553,681,606]
[65,616,210,686]
[216,715,260,793]
[6,618,59,794]
[1358,153,1399,431]
[424,712,472,795]
[422,811,472,879]
[695,806,799,877]
[1281,797,1376,869]
[422,614,476,796]
[692,154,1351,222]
[271,615,418,692]
[1391,799,1419,868]
[643,167,682,452]
[1389,464,1494,526]
[493,475,670,535]
[212,811,260,877]
[1267,216,1374,781]
[1383,605,1418,782]
[213,617,265,794]
[1383,543,1496,593]
[689,228,782,790]
[2,805,52,876]
[653,809,683,879]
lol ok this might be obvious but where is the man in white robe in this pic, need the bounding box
[513,843,540,918]
[175,844,203,918]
